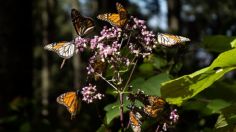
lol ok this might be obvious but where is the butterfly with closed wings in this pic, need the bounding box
[71,8,95,37]
[56,91,81,119]
[97,2,128,28]
[157,33,190,47]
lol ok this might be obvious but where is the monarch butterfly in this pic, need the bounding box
[146,96,166,107]
[56,91,81,119]
[143,96,166,118]
[97,2,128,28]
[129,111,142,132]
[157,33,190,46]
[128,91,167,118]
[44,41,77,69]
[71,9,95,37]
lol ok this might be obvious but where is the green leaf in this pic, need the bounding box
[230,38,236,48]
[96,125,107,132]
[144,54,168,69]
[209,48,236,69]
[207,99,231,113]
[182,100,212,115]
[202,35,235,52]
[221,104,236,124]
[138,63,154,74]
[161,48,236,105]
[131,73,170,96]
[104,97,129,124]
[215,114,228,129]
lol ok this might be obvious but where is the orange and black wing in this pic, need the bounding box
[143,96,166,118]
[97,3,128,28]
[44,42,76,59]
[129,111,142,132]
[157,33,190,46]
[71,9,95,37]
[56,91,79,119]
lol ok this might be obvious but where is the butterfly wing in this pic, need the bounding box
[97,13,120,27]
[116,2,128,27]
[56,91,79,119]
[97,3,128,28]
[147,96,166,107]
[44,42,75,59]
[56,42,75,59]
[143,96,166,118]
[129,111,142,132]
[157,33,190,46]
[71,9,95,37]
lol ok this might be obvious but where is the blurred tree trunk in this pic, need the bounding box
[41,0,55,117]
[71,0,81,89]
[167,0,181,33]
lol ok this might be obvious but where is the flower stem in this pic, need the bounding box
[119,92,124,132]
[123,58,138,91]
[96,73,119,92]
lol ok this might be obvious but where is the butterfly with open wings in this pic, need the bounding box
[97,2,128,28]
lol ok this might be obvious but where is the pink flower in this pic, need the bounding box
[74,36,90,52]
[81,84,104,103]
[169,109,179,124]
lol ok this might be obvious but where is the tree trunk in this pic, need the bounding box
[71,0,81,89]
[167,0,181,33]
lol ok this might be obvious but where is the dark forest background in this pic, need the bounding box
[0,0,236,131]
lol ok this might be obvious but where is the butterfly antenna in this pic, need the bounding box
[60,59,66,69]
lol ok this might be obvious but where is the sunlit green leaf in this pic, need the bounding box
[161,49,236,105]
[230,38,236,48]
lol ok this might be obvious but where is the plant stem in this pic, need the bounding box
[123,58,138,91]
[119,92,124,132]
[119,57,137,131]
[96,73,120,92]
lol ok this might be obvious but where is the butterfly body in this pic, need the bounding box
[56,91,80,119]
[157,33,190,46]
[71,9,95,37]
[97,3,128,28]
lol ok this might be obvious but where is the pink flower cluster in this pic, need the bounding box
[169,109,179,124]
[126,16,158,58]
[74,17,159,103]
[81,84,104,103]
[159,108,180,131]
